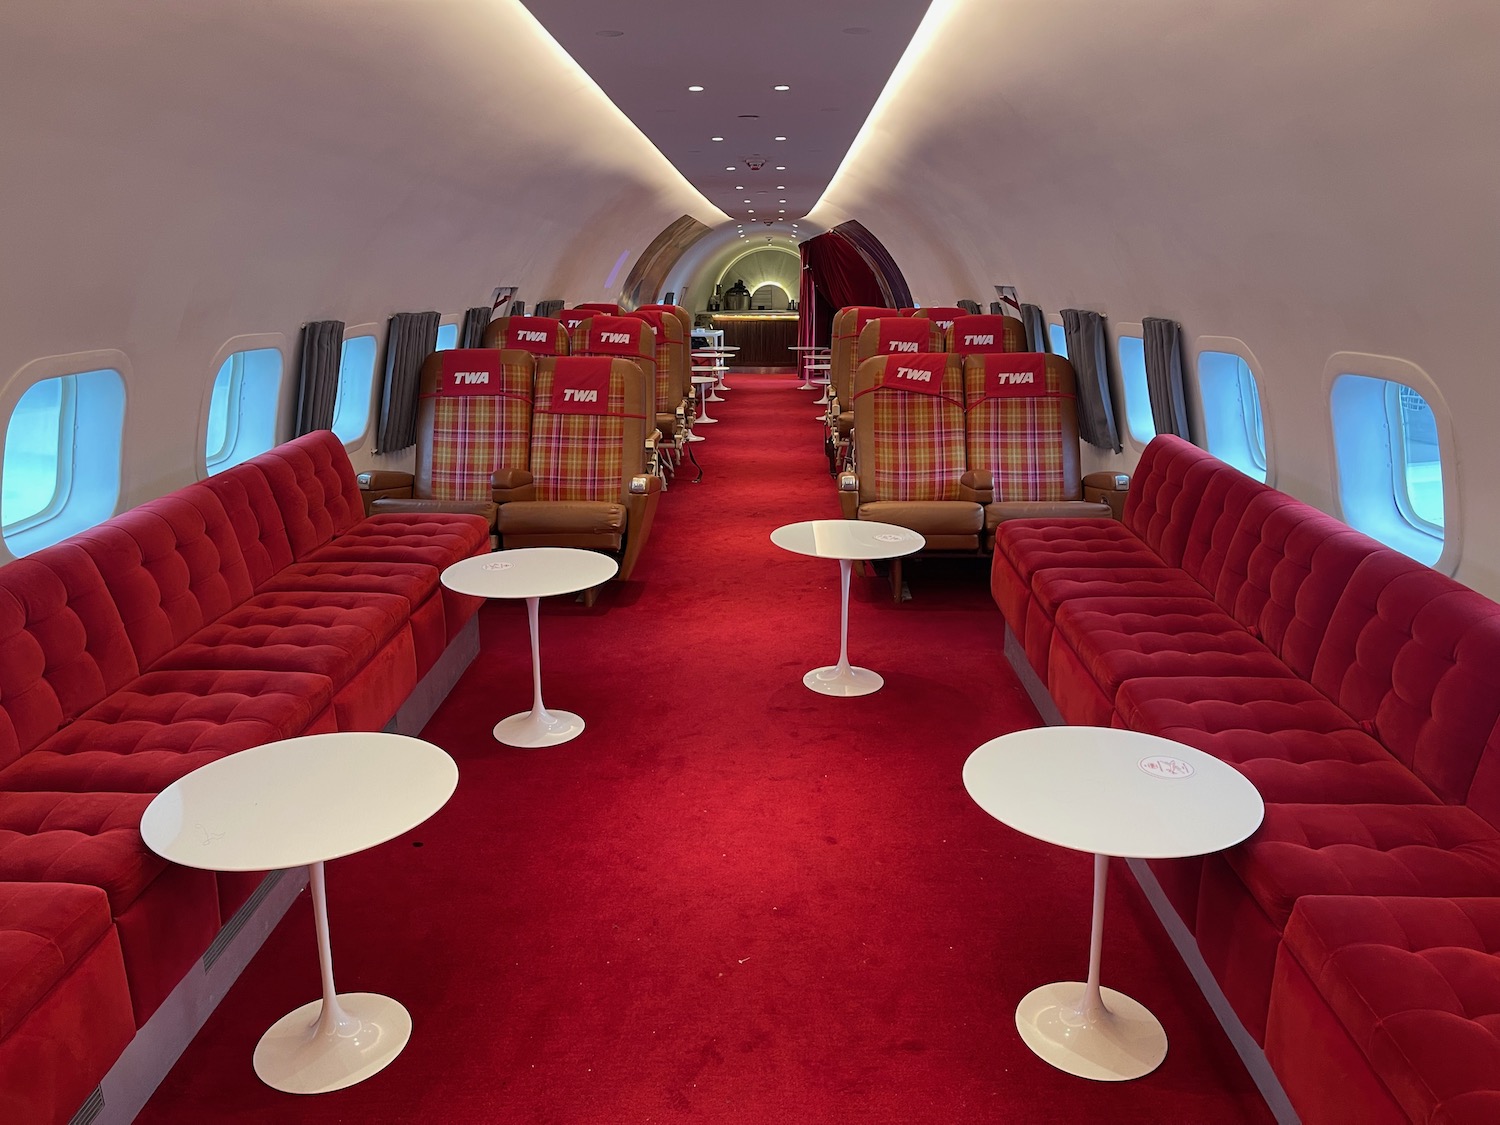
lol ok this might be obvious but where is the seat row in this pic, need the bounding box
[357,351,663,582]
[834,347,1125,593]
[991,434,1500,1125]
[0,431,490,1125]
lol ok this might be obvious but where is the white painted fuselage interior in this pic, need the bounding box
[1,0,1497,592]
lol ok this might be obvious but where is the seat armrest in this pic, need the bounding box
[960,469,994,505]
[620,475,664,580]
[357,470,413,515]
[491,468,535,504]
[629,474,662,497]
[1082,471,1130,520]
[837,471,860,519]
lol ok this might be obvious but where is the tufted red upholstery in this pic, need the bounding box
[989,433,1500,1120]
[1271,896,1500,1125]
[0,882,133,1125]
[0,428,487,1117]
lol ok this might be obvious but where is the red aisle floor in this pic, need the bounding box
[139,374,1273,1124]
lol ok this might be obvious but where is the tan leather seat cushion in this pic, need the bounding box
[986,500,1113,527]
[371,497,498,527]
[498,501,626,537]
[859,501,983,535]
[836,410,853,438]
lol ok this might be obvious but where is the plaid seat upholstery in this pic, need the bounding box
[964,354,1070,503]
[829,306,894,410]
[946,314,1026,355]
[415,349,534,503]
[481,315,569,355]
[912,306,969,334]
[625,308,688,427]
[855,317,943,366]
[568,316,658,420]
[853,354,968,502]
[529,358,628,502]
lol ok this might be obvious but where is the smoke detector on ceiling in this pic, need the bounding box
[744,155,766,171]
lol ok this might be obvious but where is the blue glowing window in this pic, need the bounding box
[1047,323,1068,359]
[205,348,283,474]
[1197,351,1267,481]
[435,323,459,351]
[332,335,378,444]
[1116,334,1155,444]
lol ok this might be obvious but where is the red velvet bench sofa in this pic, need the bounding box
[991,434,1500,1125]
[0,430,489,1125]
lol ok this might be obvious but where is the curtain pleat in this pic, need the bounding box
[460,306,490,348]
[957,299,981,315]
[830,220,914,309]
[797,249,819,371]
[1142,316,1191,439]
[1062,309,1122,452]
[294,320,345,437]
[534,299,564,318]
[509,299,526,316]
[988,301,1003,314]
[1020,304,1049,353]
[375,310,439,453]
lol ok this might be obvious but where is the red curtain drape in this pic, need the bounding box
[797,231,890,374]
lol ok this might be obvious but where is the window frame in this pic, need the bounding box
[199,333,290,479]
[1385,380,1443,538]
[0,349,130,561]
[1112,323,1155,449]
[331,323,381,452]
[1324,351,1459,573]
[1192,336,1274,486]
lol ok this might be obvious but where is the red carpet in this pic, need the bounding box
[139,376,1273,1123]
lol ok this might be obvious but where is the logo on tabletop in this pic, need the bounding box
[439,350,503,395]
[1138,755,1194,779]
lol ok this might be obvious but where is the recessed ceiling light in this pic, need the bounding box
[778,210,785,213]
[777,185,785,189]
[774,136,787,142]
[688,85,704,92]
[775,166,786,171]
[743,199,750,203]
[596,29,625,38]
[725,166,735,171]
[711,136,724,141]
[748,209,755,213]
[779,199,787,203]
[773,84,790,91]
[736,185,743,189]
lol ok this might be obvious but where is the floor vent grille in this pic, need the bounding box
[204,868,287,971]
[67,1087,104,1125]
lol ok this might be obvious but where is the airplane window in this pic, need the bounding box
[1116,333,1155,445]
[1197,350,1268,481]
[331,334,378,445]
[1047,322,1068,359]
[2,366,125,557]
[435,323,459,351]
[204,347,283,474]
[1329,371,1446,565]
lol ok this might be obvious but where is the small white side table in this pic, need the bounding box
[690,372,719,424]
[963,727,1263,1081]
[441,548,618,746]
[140,733,458,1094]
[770,520,924,696]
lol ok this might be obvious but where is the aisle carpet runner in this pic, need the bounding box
[141,375,1272,1123]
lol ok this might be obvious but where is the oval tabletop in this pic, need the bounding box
[441,547,618,600]
[771,520,926,562]
[140,732,458,872]
[963,726,1263,860]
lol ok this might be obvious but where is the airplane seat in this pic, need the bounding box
[828,316,945,473]
[567,314,663,478]
[946,313,1026,355]
[623,307,690,463]
[363,349,536,531]
[496,356,662,582]
[913,307,969,334]
[827,305,895,471]
[962,352,1114,545]
[557,308,592,331]
[839,352,985,599]
[575,302,622,315]
[481,314,570,355]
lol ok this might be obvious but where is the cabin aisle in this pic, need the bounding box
[139,376,1272,1124]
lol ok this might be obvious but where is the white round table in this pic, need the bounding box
[441,548,618,746]
[770,520,925,696]
[690,373,719,424]
[791,346,829,389]
[963,727,1264,1081]
[139,733,458,1094]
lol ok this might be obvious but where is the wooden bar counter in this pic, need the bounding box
[705,313,799,368]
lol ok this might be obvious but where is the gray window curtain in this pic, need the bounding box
[988,300,1004,315]
[459,306,490,348]
[1142,316,1191,440]
[1020,303,1049,353]
[510,299,526,316]
[534,299,564,318]
[375,311,439,453]
[1062,309,1122,453]
[294,319,345,436]
[957,299,981,315]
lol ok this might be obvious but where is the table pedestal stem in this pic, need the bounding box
[493,595,586,746]
[803,558,884,696]
[252,861,413,1092]
[1013,852,1168,1081]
